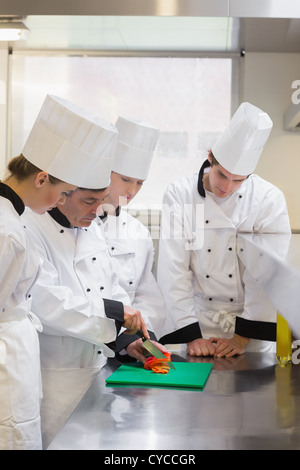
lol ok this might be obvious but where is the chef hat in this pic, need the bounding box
[22,95,118,189]
[112,116,159,180]
[212,102,273,175]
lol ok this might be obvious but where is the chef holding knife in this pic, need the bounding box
[157,102,291,357]
[21,98,150,448]
[96,116,168,363]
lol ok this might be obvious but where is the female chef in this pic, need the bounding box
[157,102,291,358]
[0,95,87,450]
[0,161,75,451]
[97,116,167,362]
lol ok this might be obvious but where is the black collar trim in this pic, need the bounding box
[0,182,25,215]
[197,159,210,198]
[99,205,121,221]
[48,207,71,228]
[99,211,108,222]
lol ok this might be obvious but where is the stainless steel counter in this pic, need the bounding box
[48,351,300,450]
[47,234,300,451]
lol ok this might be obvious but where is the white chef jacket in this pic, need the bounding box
[21,207,131,448]
[96,208,166,353]
[0,184,42,450]
[157,160,291,352]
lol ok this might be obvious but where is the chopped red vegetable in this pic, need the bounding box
[144,352,171,374]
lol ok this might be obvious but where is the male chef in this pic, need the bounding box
[157,102,291,358]
[21,99,150,447]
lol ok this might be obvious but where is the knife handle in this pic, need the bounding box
[136,330,145,340]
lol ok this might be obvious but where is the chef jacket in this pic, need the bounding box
[157,160,291,352]
[96,208,166,354]
[22,207,131,369]
[0,183,42,450]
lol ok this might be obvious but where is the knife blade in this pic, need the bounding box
[137,330,176,370]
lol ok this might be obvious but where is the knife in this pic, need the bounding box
[137,330,176,370]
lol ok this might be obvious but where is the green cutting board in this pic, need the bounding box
[106,362,213,391]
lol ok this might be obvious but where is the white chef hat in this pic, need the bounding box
[112,116,159,180]
[22,95,118,189]
[212,102,273,175]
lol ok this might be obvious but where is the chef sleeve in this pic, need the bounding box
[28,255,121,345]
[235,268,277,341]
[253,184,291,234]
[0,234,27,311]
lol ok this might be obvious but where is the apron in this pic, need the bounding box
[0,299,43,450]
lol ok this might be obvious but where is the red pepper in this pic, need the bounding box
[144,352,171,374]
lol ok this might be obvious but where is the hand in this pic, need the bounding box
[187,338,216,357]
[209,334,250,358]
[123,305,149,339]
[125,339,170,364]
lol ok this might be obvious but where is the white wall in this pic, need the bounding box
[0,48,299,229]
[242,52,300,230]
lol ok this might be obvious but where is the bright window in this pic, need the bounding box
[11,54,235,208]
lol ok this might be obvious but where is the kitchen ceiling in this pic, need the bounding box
[6,15,300,54]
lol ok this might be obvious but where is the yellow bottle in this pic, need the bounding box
[276,363,295,428]
[276,313,292,366]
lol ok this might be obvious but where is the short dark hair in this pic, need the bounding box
[208,150,219,167]
[208,149,250,178]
